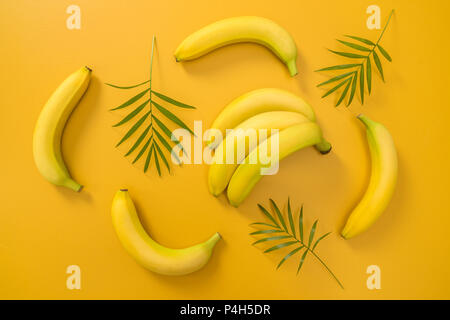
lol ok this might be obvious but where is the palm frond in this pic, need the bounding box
[133,135,152,164]
[107,35,196,175]
[316,10,394,107]
[250,198,343,289]
[315,63,361,72]
[110,88,150,111]
[277,246,303,269]
[337,40,371,52]
[377,44,392,62]
[372,50,384,81]
[105,80,150,90]
[125,125,151,156]
[144,143,154,172]
[347,73,358,106]
[344,35,375,46]
[112,100,149,127]
[366,57,372,94]
[336,77,352,107]
[115,111,150,147]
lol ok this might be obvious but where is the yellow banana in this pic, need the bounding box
[227,122,323,207]
[341,115,398,239]
[207,88,320,147]
[111,189,221,276]
[209,111,310,196]
[174,16,298,76]
[33,66,91,191]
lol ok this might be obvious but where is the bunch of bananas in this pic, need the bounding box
[207,88,331,207]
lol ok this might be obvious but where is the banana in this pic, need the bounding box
[174,16,298,76]
[341,115,398,239]
[209,111,310,196]
[33,66,91,191]
[111,189,221,276]
[227,122,323,207]
[207,88,324,148]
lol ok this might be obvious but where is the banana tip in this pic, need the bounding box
[85,66,92,72]
[319,146,332,155]
[120,188,128,192]
[229,202,239,208]
[286,60,298,77]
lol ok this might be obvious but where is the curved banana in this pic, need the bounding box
[111,189,221,276]
[227,122,323,207]
[174,16,298,76]
[209,111,310,196]
[207,88,320,148]
[341,115,398,239]
[33,66,91,191]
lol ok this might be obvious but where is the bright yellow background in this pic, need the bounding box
[1,0,449,299]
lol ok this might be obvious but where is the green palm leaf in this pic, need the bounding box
[328,50,366,59]
[264,241,298,254]
[299,205,304,243]
[125,125,151,156]
[116,111,150,147]
[153,146,161,176]
[312,232,331,251]
[144,143,154,172]
[372,50,385,81]
[277,246,303,269]
[321,78,350,99]
[250,222,279,229]
[336,78,352,107]
[152,115,186,154]
[110,88,149,111]
[317,71,355,87]
[347,72,358,106]
[257,204,279,228]
[317,10,394,107]
[133,135,152,164]
[287,198,296,238]
[250,229,281,235]
[154,142,170,172]
[253,235,291,245]
[153,127,182,165]
[360,65,365,104]
[308,220,318,247]
[107,36,196,175]
[337,40,371,52]
[152,101,194,135]
[344,35,375,46]
[316,64,361,72]
[377,44,392,62]
[113,100,149,127]
[296,250,309,274]
[250,199,343,288]
[269,199,288,232]
[152,90,196,109]
[105,80,150,89]
[366,58,372,94]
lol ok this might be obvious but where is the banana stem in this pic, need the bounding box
[315,140,332,154]
[286,60,298,77]
[64,179,83,192]
[206,232,222,248]
[357,114,375,128]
